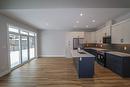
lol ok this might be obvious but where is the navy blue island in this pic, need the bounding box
[71,50,95,78]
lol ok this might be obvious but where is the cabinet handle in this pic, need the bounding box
[80,57,82,61]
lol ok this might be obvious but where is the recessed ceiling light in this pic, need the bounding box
[86,25,89,28]
[76,21,79,23]
[92,20,96,22]
[80,12,84,16]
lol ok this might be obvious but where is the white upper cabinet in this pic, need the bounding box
[91,32,96,43]
[95,25,111,43]
[71,32,85,38]
[112,19,130,44]
[85,32,96,43]
[96,29,102,43]
[102,26,111,37]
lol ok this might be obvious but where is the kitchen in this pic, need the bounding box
[71,18,130,78]
[0,0,130,86]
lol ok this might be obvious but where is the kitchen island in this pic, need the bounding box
[71,50,95,78]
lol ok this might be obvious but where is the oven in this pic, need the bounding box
[96,50,107,67]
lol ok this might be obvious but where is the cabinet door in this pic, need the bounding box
[112,56,122,75]
[91,32,96,43]
[106,26,111,36]
[106,53,123,75]
[78,57,94,78]
[96,30,102,43]
[106,53,113,70]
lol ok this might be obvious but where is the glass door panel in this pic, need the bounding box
[29,36,35,59]
[21,35,28,63]
[9,34,20,68]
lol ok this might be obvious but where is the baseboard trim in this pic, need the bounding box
[39,55,65,58]
[0,70,10,77]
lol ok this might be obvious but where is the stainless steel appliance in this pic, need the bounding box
[73,38,84,50]
[96,50,109,67]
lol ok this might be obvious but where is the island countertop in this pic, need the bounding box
[84,47,107,51]
[71,50,95,58]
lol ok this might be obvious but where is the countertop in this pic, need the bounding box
[106,51,130,57]
[84,47,130,57]
[71,50,95,58]
[84,47,107,51]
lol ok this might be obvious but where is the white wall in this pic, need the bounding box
[38,30,66,57]
[112,18,130,44]
[0,14,38,77]
[38,31,86,58]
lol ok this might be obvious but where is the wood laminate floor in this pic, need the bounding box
[0,58,130,87]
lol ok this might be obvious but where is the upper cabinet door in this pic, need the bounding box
[106,26,111,36]
[112,19,130,44]
[95,25,111,43]
[91,32,96,43]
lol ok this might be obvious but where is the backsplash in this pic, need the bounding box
[84,43,130,54]
[84,43,96,47]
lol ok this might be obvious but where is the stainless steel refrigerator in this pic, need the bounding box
[73,38,84,50]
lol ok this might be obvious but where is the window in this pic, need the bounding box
[20,30,28,35]
[29,32,35,36]
[29,36,35,59]
[8,25,37,69]
[9,34,20,68]
[21,35,28,62]
[9,27,19,33]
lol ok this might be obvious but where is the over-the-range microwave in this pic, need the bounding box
[103,36,111,44]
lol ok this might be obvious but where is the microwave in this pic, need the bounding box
[103,36,111,44]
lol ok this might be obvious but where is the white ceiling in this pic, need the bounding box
[1,0,130,8]
[0,8,130,30]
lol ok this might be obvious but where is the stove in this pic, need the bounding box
[96,50,109,67]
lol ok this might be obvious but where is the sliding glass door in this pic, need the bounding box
[9,33,21,68]
[8,25,37,69]
[29,36,35,59]
[29,32,35,59]
[21,35,29,63]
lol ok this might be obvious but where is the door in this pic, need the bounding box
[9,33,21,68]
[29,36,35,59]
[21,35,29,63]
